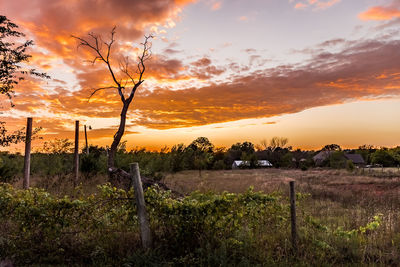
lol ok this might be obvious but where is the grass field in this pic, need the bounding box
[4,167,400,265]
[164,168,400,264]
[164,168,400,196]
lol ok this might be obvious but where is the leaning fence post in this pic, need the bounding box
[130,162,152,249]
[23,117,32,189]
[73,120,79,186]
[290,180,298,254]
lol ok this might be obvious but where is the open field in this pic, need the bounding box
[165,168,400,197]
[164,168,400,264]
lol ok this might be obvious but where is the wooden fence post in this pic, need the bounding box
[73,120,79,186]
[290,181,298,254]
[23,117,32,189]
[130,162,152,249]
[84,125,89,154]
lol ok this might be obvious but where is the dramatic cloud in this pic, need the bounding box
[7,38,399,131]
[359,2,400,21]
[2,0,400,147]
[0,0,197,97]
[128,39,400,128]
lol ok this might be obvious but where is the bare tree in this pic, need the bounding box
[72,27,152,171]
[260,136,289,151]
[269,136,288,151]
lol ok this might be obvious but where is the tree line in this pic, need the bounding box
[2,136,400,183]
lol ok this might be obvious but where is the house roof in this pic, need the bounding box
[258,160,273,167]
[344,153,365,164]
[233,160,250,166]
[312,150,333,162]
[232,160,273,167]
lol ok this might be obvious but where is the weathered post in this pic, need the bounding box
[289,181,297,254]
[23,117,32,189]
[73,120,79,186]
[84,125,89,154]
[130,163,152,249]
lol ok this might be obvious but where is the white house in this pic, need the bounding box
[232,160,273,169]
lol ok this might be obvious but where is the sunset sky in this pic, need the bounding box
[1,0,400,151]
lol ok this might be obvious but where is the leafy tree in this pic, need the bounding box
[187,137,214,176]
[73,28,152,171]
[167,144,187,172]
[356,144,376,164]
[1,16,48,147]
[240,151,258,168]
[1,15,48,104]
[329,151,346,169]
[371,149,396,167]
[226,141,255,166]
[323,144,341,151]
[0,121,25,146]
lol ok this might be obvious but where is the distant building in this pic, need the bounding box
[232,160,273,169]
[312,150,333,166]
[257,160,273,167]
[312,150,365,167]
[344,153,365,166]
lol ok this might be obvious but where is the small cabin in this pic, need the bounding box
[344,153,365,166]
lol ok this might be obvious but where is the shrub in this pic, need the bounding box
[80,152,107,176]
[0,153,23,183]
[346,160,355,172]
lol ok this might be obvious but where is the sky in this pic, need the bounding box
[1,0,400,151]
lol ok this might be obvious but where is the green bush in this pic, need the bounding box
[80,152,107,176]
[0,153,23,183]
[346,160,355,172]
[0,183,387,266]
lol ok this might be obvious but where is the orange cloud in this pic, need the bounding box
[359,5,400,21]
[6,37,400,131]
[211,1,222,11]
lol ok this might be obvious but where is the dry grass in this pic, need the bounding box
[164,168,400,197]
[165,168,400,256]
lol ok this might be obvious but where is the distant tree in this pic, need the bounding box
[168,144,186,172]
[188,137,214,153]
[260,137,289,152]
[329,150,346,169]
[356,144,376,164]
[323,144,341,151]
[227,141,255,162]
[240,151,258,168]
[187,137,214,176]
[269,137,289,151]
[73,28,152,172]
[371,149,396,167]
[41,138,74,154]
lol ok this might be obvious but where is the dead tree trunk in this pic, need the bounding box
[107,103,129,169]
[72,29,152,179]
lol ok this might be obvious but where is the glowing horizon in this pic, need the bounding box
[1,0,400,152]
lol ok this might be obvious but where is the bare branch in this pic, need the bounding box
[72,28,121,88]
[88,86,119,102]
[72,28,153,169]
